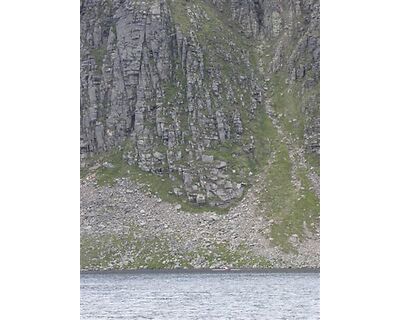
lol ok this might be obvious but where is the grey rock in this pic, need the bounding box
[173,188,183,196]
[102,162,114,169]
[202,155,214,163]
[216,161,227,169]
[196,194,206,205]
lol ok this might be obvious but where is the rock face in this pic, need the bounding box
[81,0,319,207]
[81,0,319,269]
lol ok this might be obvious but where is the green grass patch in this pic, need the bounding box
[81,234,272,270]
[81,232,181,270]
[166,0,192,34]
[186,243,272,268]
[258,142,319,251]
[91,47,107,73]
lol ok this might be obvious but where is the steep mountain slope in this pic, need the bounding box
[80,0,320,270]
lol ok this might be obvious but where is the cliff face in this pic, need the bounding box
[80,0,319,268]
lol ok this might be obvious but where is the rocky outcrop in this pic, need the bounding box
[80,0,320,269]
[81,0,319,208]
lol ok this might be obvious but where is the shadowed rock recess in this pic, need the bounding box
[80,0,320,270]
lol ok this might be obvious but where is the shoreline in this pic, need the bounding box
[80,267,320,275]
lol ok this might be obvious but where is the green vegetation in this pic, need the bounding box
[269,72,320,148]
[166,0,192,34]
[111,24,117,35]
[186,243,272,268]
[81,234,180,270]
[251,109,277,165]
[258,143,319,251]
[242,70,319,251]
[306,152,320,175]
[81,232,272,270]
[91,47,107,73]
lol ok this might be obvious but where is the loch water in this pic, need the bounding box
[80,270,319,319]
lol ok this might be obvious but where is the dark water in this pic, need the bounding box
[80,270,319,319]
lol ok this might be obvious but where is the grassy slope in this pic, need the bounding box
[81,232,272,270]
